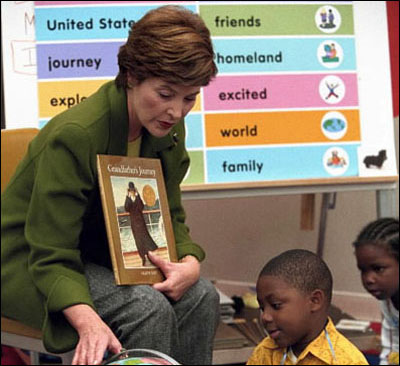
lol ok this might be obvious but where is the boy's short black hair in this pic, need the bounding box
[259,249,333,304]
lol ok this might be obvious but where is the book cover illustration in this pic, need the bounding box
[97,155,177,285]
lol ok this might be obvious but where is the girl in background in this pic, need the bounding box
[353,218,399,365]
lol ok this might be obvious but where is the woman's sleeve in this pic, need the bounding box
[162,123,205,262]
[25,123,97,315]
[166,168,205,262]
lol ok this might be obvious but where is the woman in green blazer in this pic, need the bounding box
[1,6,219,365]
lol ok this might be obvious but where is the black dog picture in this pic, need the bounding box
[363,149,387,169]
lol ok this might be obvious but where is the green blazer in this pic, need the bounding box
[1,81,205,353]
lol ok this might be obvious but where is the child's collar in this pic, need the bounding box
[272,318,337,365]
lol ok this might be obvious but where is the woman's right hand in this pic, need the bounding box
[63,304,122,365]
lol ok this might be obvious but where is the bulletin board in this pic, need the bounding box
[2,1,398,192]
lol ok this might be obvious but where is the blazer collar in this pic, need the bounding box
[141,129,176,157]
[108,82,129,156]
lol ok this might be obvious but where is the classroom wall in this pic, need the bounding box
[185,2,399,320]
[185,190,382,287]
[1,1,398,321]
[183,116,398,321]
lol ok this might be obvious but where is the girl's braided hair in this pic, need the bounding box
[353,218,399,261]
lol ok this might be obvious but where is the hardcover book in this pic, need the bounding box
[97,155,178,285]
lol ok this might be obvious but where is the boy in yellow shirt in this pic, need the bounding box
[247,249,369,365]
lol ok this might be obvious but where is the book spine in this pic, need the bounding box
[96,156,122,285]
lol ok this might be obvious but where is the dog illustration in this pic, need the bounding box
[363,150,387,169]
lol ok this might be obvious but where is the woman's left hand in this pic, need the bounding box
[148,252,200,301]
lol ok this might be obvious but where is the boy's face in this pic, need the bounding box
[257,275,315,350]
[355,244,399,301]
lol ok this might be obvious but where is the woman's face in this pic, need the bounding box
[127,77,200,139]
[355,244,399,301]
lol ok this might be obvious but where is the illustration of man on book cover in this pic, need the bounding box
[125,181,158,266]
[110,177,169,268]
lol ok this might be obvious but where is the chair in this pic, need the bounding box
[1,128,39,193]
[1,128,74,365]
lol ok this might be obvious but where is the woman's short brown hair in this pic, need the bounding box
[116,5,217,88]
